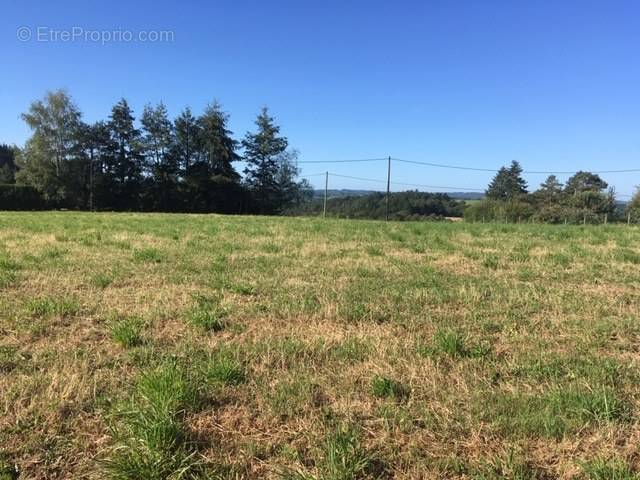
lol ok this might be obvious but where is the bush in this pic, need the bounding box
[464,199,534,223]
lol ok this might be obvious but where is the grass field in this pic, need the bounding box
[1,212,640,479]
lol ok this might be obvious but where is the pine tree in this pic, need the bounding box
[106,99,144,208]
[486,160,528,200]
[198,102,239,179]
[535,175,564,204]
[174,107,201,174]
[242,107,288,213]
[141,102,174,169]
[77,121,112,210]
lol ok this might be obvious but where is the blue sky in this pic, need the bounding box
[2,0,639,195]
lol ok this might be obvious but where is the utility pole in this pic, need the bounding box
[386,156,391,221]
[323,171,328,218]
[89,147,94,211]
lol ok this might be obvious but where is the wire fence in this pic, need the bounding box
[295,156,638,224]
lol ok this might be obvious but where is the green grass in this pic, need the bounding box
[25,296,79,318]
[371,375,410,400]
[1,212,640,478]
[581,458,639,480]
[0,458,18,480]
[186,295,227,331]
[0,346,20,372]
[104,362,206,479]
[282,424,374,480]
[205,347,246,385]
[110,315,145,348]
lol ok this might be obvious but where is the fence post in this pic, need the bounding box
[604,213,608,225]
[323,171,328,218]
[583,213,587,225]
[628,212,632,226]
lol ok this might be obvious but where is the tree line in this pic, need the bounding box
[290,191,464,220]
[466,160,640,223]
[0,90,311,213]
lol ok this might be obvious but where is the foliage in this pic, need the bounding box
[467,164,618,224]
[625,188,640,222]
[242,107,309,214]
[292,190,464,220]
[465,198,534,223]
[8,90,307,215]
[0,185,46,210]
[0,144,18,184]
[486,160,528,200]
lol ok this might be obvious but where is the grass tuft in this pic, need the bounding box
[281,424,373,480]
[26,296,79,318]
[205,347,246,386]
[186,295,227,332]
[133,247,163,263]
[91,272,113,289]
[104,362,205,479]
[371,375,410,400]
[581,458,639,480]
[110,316,145,348]
[0,457,18,480]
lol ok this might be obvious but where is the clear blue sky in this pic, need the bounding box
[2,0,639,196]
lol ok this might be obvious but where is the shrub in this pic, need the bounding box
[464,199,534,223]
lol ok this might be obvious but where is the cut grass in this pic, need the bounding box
[2,212,640,479]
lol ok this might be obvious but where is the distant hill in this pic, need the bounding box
[313,189,484,200]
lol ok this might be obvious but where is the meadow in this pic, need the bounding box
[1,212,639,479]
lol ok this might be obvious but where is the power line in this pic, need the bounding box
[297,158,388,164]
[295,155,640,175]
[302,172,636,198]
[328,173,486,192]
[392,158,640,175]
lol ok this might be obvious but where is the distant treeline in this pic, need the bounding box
[0,90,311,213]
[465,160,640,223]
[289,191,465,220]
